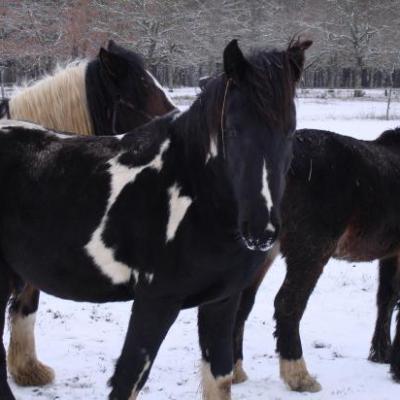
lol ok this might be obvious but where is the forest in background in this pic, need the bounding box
[1,0,400,88]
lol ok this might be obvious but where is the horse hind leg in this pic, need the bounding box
[274,238,334,393]
[369,256,400,363]
[7,284,55,386]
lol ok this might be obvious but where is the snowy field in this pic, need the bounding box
[7,89,400,400]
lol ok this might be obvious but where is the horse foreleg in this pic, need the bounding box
[390,304,400,382]
[0,264,15,399]
[274,241,332,393]
[198,295,240,400]
[232,243,279,384]
[109,296,180,400]
[8,284,54,386]
[369,256,400,363]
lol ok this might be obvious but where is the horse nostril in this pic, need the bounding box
[240,221,278,252]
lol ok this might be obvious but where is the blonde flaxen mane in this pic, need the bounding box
[9,61,93,135]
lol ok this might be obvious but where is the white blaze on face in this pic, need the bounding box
[146,70,177,108]
[261,160,275,230]
[85,139,170,284]
[166,183,192,242]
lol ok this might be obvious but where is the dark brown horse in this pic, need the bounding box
[232,127,400,392]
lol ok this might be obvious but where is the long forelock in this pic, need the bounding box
[9,60,93,135]
[244,49,296,128]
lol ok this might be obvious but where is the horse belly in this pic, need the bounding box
[334,224,400,262]
[2,233,134,302]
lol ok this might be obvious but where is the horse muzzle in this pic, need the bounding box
[240,224,278,252]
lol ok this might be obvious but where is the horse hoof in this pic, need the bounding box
[291,375,322,393]
[368,347,391,364]
[10,359,55,387]
[232,359,248,384]
[390,364,400,383]
[280,357,322,393]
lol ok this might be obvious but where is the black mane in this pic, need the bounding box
[173,46,298,163]
[375,127,400,147]
[85,45,150,135]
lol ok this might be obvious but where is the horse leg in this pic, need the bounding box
[232,243,279,384]
[0,263,16,399]
[274,244,332,392]
[198,296,239,400]
[8,284,55,386]
[369,256,400,363]
[391,307,400,382]
[109,296,180,400]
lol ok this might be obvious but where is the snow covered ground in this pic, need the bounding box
[7,89,400,399]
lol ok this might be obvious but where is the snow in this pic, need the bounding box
[6,89,400,399]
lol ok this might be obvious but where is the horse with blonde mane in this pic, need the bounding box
[1,40,176,389]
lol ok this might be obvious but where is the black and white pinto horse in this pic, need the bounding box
[0,39,310,400]
[1,40,176,389]
[232,127,400,392]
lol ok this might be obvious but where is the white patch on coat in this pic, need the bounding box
[146,71,177,107]
[206,137,218,163]
[166,183,192,242]
[51,132,75,139]
[133,269,139,284]
[130,353,151,398]
[210,138,218,158]
[115,133,126,140]
[144,272,154,284]
[0,119,46,131]
[86,140,170,284]
[201,361,232,400]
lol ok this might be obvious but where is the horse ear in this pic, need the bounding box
[107,39,116,50]
[223,39,248,82]
[99,47,128,78]
[287,38,313,82]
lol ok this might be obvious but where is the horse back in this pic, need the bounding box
[282,128,400,261]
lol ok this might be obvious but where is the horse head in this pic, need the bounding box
[218,38,312,251]
[89,40,176,135]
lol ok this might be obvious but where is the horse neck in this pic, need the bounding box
[171,104,233,210]
[9,63,93,135]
